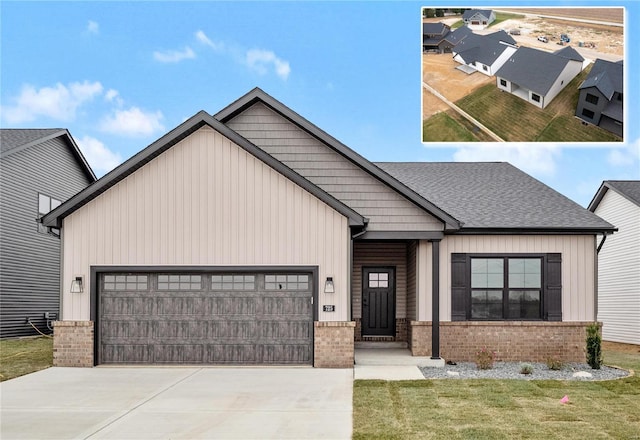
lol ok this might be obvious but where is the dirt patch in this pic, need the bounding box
[497,8,623,24]
[422,54,494,118]
[603,341,640,355]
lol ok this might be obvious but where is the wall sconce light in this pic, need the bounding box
[324,277,335,293]
[70,276,84,293]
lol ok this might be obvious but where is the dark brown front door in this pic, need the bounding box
[362,267,395,336]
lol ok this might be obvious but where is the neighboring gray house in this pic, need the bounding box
[452,30,517,76]
[576,59,623,137]
[463,9,496,30]
[422,22,452,53]
[0,129,96,338]
[42,88,614,369]
[588,181,640,345]
[496,46,584,108]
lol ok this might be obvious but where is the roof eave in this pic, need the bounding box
[215,88,463,231]
[451,226,617,235]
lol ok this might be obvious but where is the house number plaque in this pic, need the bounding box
[323,305,335,312]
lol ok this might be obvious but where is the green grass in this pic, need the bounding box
[489,12,525,28]
[455,67,623,142]
[0,336,53,381]
[353,347,640,439]
[450,20,464,30]
[423,112,477,142]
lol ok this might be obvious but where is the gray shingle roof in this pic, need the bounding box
[495,47,578,96]
[463,9,493,21]
[443,25,473,44]
[375,162,614,231]
[486,30,517,46]
[579,59,623,100]
[423,22,449,36]
[554,46,584,62]
[454,33,513,66]
[0,128,63,153]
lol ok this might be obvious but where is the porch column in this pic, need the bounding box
[430,239,441,359]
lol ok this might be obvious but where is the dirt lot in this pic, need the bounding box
[422,54,493,118]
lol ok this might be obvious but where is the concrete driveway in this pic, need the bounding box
[0,367,352,439]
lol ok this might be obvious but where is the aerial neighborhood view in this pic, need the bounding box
[422,7,624,142]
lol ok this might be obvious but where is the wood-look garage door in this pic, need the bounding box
[98,272,314,365]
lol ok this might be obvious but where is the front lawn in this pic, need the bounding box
[489,12,525,28]
[353,347,640,439]
[0,336,53,381]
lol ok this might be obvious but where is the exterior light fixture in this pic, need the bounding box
[70,276,84,293]
[324,277,335,293]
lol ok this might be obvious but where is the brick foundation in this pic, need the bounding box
[411,321,595,362]
[53,321,94,367]
[354,317,408,342]
[314,321,355,368]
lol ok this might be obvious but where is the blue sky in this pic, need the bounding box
[1,1,638,208]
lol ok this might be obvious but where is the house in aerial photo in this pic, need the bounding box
[462,9,496,30]
[0,129,96,338]
[589,181,640,346]
[43,88,615,368]
[452,29,517,76]
[495,46,585,109]
[576,58,624,137]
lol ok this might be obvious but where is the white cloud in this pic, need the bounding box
[452,144,561,176]
[195,30,224,52]
[104,88,124,106]
[153,46,196,63]
[1,80,103,123]
[76,135,122,174]
[87,20,99,34]
[607,138,640,167]
[245,49,291,80]
[100,107,165,137]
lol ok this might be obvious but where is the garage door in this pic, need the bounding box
[98,271,314,365]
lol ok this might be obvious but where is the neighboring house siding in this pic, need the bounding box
[0,137,92,337]
[225,103,443,232]
[422,235,596,322]
[352,241,407,319]
[60,126,350,322]
[594,189,640,344]
[576,87,607,125]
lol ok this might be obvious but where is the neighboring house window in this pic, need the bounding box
[585,93,599,105]
[500,79,507,87]
[451,253,562,322]
[615,92,623,102]
[482,65,488,72]
[582,108,595,119]
[531,93,541,103]
[37,193,61,235]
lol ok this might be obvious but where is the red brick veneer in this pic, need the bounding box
[53,321,94,367]
[314,321,355,368]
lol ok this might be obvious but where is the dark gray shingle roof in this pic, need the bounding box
[579,59,623,100]
[444,25,473,44]
[423,22,449,36]
[495,47,578,96]
[463,9,493,21]
[589,181,640,210]
[554,46,584,62]
[0,128,63,153]
[454,33,514,66]
[375,162,614,231]
[486,30,517,46]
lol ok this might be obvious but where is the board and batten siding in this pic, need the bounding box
[352,242,407,319]
[594,189,640,344]
[226,103,443,232]
[61,126,350,322]
[0,137,92,338]
[416,235,597,322]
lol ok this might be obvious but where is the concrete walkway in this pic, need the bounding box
[0,367,352,440]
[354,348,444,380]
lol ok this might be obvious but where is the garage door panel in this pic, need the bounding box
[99,272,314,365]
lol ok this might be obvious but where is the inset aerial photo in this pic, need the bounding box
[422,8,624,142]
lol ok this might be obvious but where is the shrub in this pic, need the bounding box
[520,363,534,375]
[475,347,496,370]
[586,322,603,369]
[546,357,564,371]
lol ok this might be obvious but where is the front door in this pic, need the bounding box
[362,267,395,336]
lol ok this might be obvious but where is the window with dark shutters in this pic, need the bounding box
[451,253,562,321]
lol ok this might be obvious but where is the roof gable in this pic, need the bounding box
[215,88,461,231]
[463,9,493,20]
[375,162,615,233]
[0,128,96,182]
[589,180,640,211]
[579,58,623,99]
[42,111,365,228]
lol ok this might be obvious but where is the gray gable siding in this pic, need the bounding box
[0,136,93,338]
[225,102,444,232]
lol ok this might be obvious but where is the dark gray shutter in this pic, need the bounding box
[451,253,468,321]
[545,253,562,321]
